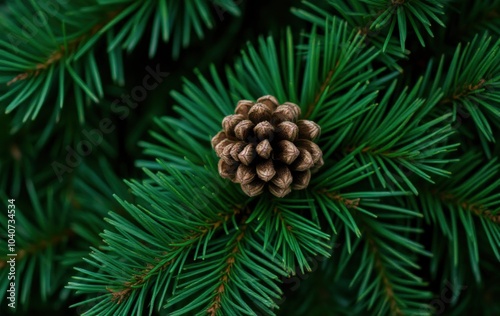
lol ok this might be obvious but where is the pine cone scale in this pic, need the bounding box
[238,144,256,165]
[271,165,293,189]
[256,139,272,159]
[276,140,300,165]
[256,160,276,182]
[293,148,315,171]
[234,120,254,140]
[236,164,255,184]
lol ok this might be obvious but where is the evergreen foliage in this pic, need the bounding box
[0,0,240,127]
[0,0,499,315]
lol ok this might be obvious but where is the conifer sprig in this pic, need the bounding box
[415,151,500,282]
[67,14,474,314]
[0,160,128,310]
[295,0,446,52]
[1,0,498,315]
[424,34,500,144]
[0,0,240,127]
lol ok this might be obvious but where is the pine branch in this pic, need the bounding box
[5,10,119,87]
[416,151,500,271]
[167,223,287,316]
[0,181,100,307]
[69,163,292,315]
[449,0,500,38]
[364,229,402,315]
[104,210,237,309]
[304,68,334,118]
[347,215,432,315]
[138,20,384,172]
[422,33,500,143]
[0,229,74,265]
[338,78,459,194]
[293,1,409,70]
[433,190,500,224]
[296,0,446,52]
[68,160,251,315]
[247,200,332,274]
[0,0,240,126]
[66,6,499,315]
[205,225,247,316]
[0,0,117,125]
[0,158,128,310]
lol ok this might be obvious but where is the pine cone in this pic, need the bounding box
[212,95,323,198]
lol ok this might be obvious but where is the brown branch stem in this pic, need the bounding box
[109,207,243,305]
[365,230,403,316]
[304,69,335,119]
[7,10,121,86]
[0,228,74,269]
[432,190,500,224]
[439,79,486,105]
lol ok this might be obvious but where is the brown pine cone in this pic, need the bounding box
[212,95,323,198]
